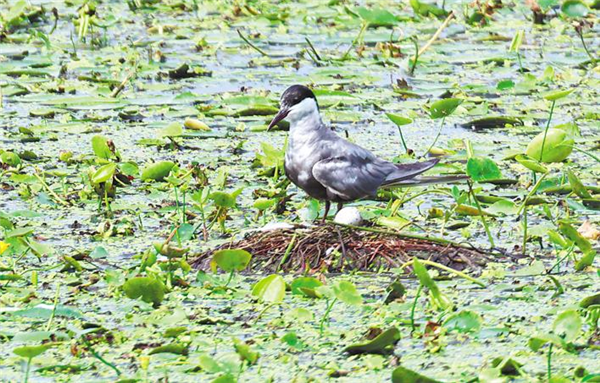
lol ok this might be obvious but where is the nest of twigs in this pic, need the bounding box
[191,224,495,274]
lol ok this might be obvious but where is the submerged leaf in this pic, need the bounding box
[345,327,401,355]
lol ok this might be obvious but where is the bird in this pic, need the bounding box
[268,84,467,223]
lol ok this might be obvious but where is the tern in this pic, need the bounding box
[268,85,466,222]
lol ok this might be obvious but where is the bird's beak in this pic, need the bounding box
[267,107,289,131]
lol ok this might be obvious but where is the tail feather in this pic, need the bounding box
[383,174,470,188]
[383,158,440,185]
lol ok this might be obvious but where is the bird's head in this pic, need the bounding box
[268,85,319,130]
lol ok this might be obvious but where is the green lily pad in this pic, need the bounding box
[212,249,251,272]
[429,98,462,119]
[345,327,401,355]
[252,274,286,303]
[123,277,166,305]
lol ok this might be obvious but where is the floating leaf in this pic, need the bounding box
[553,309,582,342]
[252,274,286,303]
[184,118,211,131]
[141,161,175,181]
[392,366,441,383]
[212,249,251,272]
[384,280,406,304]
[333,280,362,305]
[123,277,166,305]
[525,129,574,163]
[158,122,183,138]
[149,343,189,355]
[460,116,522,130]
[345,327,400,355]
[429,98,462,119]
[291,277,323,296]
[466,157,502,182]
[579,293,600,308]
[443,310,483,333]
[561,0,589,17]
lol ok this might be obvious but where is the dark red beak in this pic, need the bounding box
[267,107,289,131]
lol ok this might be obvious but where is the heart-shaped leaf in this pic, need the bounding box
[123,277,166,305]
[443,310,483,333]
[209,192,236,208]
[252,274,285,303]
[291,276,323,296]
[553,309,582,342]
[91,135,112,159]
[429,98,462,119]
[91,163,117,184]
[515,154,548,173]
[212,249,251,272]
[392,366,441,383]
[13,344,53,359]
[386,113,413,126]
[333,280,362,305]
[466,157,502,182]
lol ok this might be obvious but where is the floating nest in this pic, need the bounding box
[191,224,498,275]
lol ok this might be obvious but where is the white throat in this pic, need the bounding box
[286,98,322,132]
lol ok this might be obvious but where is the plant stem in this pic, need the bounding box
[408,37,419,75]
[24,357,32,383]
[547,343,553,380]
[423,117,445,157]
[319,298,337,335]
[236,29,268,56]
[573,146,600,163]
[416,259,486,287]
[539,100,556,162]
[576,28,597,66]
[45,283,61,331]
[467,181,495,249]
[83,338,121,376]
[397,126,409,154]
[277,234,296,272]
[410,284,423,333]
[254,303,274,324]
[516,52,524,72]
[522,205,528,255]
[305,37,321,61]
[32,169,69,206]
[224,270,234,288]
[342,22,368,60]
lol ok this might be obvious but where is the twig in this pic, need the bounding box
[414,259,486,287]
[416,11,455,57]
[32,169,70,206]
[237,29,268,56]
[110,69,136,98]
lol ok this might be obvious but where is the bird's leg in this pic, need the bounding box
[321,201,331,224]
[336,202,344,214]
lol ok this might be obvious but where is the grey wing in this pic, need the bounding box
[312,155,393,201]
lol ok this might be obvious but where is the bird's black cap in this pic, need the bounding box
[280,85,317,108]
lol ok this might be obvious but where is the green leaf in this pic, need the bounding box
[123,277,166,305]
[561,0,589,17]
[579,293,600,308]
[252,274,286,303]
[140,161,175,181]
[6,227,34,238]
[429,98,462,119]
[386,113,413,126]
[558,222,593,254]
[345,327,401,355]
[158,122,183,138]
[91,135,112,159]
[291,277,323,296]
[443,310,483,333]
[553,309,582,342]
[392,366,441,383]
[253,198,276,211]
[333,280,362,305]
[0,151,21,167]
[91,163,117,184]
[233,338,259,364]
[543,88,574,101]
[466,157,502,182]
[209,192,236,208]
[515,154,548,173]
[13,344,53,359]
[566,169,591,198]
[149,343,189,355]
[413,257,453,310]
[355,6,398,26]
[212,249,251,272]
[509,30,524,52]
